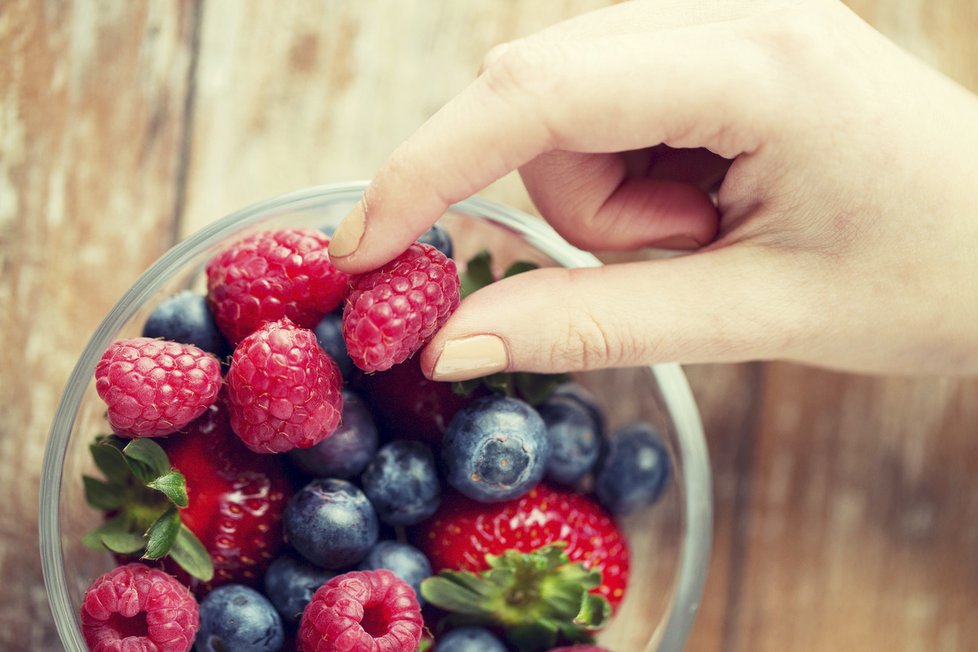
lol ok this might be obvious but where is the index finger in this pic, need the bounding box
[328,20,774,272]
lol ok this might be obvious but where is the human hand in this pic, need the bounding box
[328,0,978,380]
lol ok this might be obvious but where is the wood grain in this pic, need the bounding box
[3,1,978,650]
[0,1,197,648]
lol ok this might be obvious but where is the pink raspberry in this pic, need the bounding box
[226,318,343,453]
[206,227,350,344]
[297,569,423,652]
[95,338,222,438]
[343,243,460,373]
[81,563,199,652]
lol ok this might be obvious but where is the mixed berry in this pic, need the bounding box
[79,224,671,652]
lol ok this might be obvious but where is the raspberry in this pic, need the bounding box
[206,227,350,344]
[343,243,460,372]
[227,318,343,453]
[81,563,199,652]
[95,338,222,438]
[297,569,423,652]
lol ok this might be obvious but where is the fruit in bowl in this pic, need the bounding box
[41,184,711,652]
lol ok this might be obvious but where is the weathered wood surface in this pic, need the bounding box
[2,1,977,650]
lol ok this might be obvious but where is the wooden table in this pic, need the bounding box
[3,1,977,649]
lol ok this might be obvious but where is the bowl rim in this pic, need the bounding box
[39,180,712,652]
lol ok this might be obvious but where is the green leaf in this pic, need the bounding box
[169,524,214,582]
[503,260,539,278]
[123,438,171,484]
[83,475,125,510]
[147,470,189,508]
[82,513,130,551]
[89,438,132,484]
[574,591,612,630]
[451,378,484,397]
[514,372,570,406]
[421,543,609,651]
[459,250,495,298]
[101,530,147,555]
[143,507,181,560]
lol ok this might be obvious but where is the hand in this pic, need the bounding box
[328,0,978,380]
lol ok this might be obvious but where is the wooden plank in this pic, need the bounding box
[719,3,978,651]
[179,0,618,235]
[0,1,198,647]
[730,367,978,651]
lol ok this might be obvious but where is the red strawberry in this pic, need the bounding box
[226,318,343,454]
[353,356,481,443]
[81,563,199,652]
[414,483,629,609]
[297,569,424,652]
[206,227,349,344]
[160,398,295,594]
[95,337,222,438]
[343,243,460,373]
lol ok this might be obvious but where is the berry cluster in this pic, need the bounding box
[80,224,670,652]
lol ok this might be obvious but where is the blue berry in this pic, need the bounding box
[142,290,230,358]
[196,584,284,652]
[284,478,379,569]
[539,394,601,486]
[442,395,550,503]
[358,540,432,601]
[361,440,441,526]
[417,224,453,259]
[263,553,335,624]
[595,422,671,515]
[313,311,355,379]
[552,381,605,435]
[289,390,378,479]
[434,626,507,652]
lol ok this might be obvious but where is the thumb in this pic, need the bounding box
[420,245,814,380]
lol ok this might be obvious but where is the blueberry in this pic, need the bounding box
[551,381,605,436]
[196,584,284,652]
[361,440,441,526]
[141,290,230,358]
[539,394,602,486]
[442,395,550,503]
[289,390,378,479]
[358,541,432,601]
[595,422,671,515]
[284,478,379,569]
[433,626,507,652]
[263,552,335,624]
[417,224,453,259]
[313,312,355,379]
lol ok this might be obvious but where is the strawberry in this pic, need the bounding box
[414,483,629,609]
[160,398,295,593]
[353,356,480,444]
[82,398,294,597]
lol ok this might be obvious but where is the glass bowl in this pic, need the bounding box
[40,181,712,651]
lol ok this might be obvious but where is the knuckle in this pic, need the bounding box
[480,38,567,104]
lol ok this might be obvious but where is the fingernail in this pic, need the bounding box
[328,201,366,258]
[431,334,509,382]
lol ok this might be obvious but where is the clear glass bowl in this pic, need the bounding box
[40,181,712,651]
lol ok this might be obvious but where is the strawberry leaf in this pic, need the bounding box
[147,470,189,508]
[143,506,181,560]
[459,250,494,299]
[89,438,132,484]
[169,524,215,582]
[83,475,125,511]
[123,438,171,484]
[420,543,609,652]
[502,260,538,278]
[82,513,131,551]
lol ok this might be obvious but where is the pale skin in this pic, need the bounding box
[328,0,978,381]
